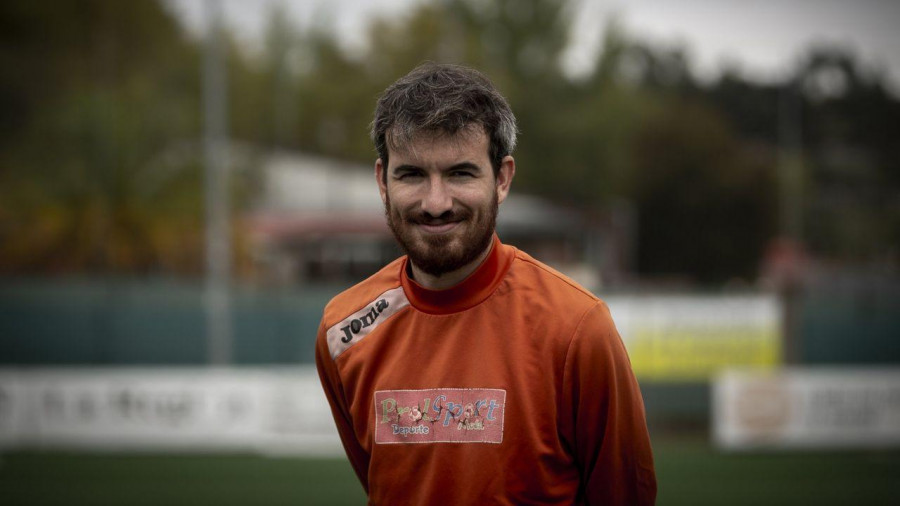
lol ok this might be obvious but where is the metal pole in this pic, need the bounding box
[204,0,232,365]
[777,81,804,365]
[778,83,804,243]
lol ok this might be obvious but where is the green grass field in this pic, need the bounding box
[2,437,898,505]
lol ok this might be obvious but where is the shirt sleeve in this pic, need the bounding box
[314,318,371,494]
[561,302,657,505]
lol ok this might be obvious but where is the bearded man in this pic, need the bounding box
[315,62,657,505]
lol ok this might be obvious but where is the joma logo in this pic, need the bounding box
[340,299,389,343]
[326,287,409,360]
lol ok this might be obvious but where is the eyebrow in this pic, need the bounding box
[392,162,484,174]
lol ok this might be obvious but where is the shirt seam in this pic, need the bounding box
[514,252,599,302]
[561,301,604,449]
[563,302,602,379]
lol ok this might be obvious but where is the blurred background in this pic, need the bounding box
[1,0,898,504]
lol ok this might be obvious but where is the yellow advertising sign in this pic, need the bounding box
[627,326,781,381]
[607,295,782,382]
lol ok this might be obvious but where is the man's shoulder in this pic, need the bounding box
[507,247,602,309]
[322,256,406,328]
[506,247,620,345]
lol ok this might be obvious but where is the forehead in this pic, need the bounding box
[386,126,490,168]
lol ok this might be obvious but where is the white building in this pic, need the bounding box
[245,151,613,288]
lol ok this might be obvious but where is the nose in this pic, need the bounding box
[421,176,453,217]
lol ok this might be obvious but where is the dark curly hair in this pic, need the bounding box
[371,62,518,180]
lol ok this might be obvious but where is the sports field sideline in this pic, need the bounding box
[2,436,897,505]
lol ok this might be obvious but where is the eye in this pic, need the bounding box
[450,170,475,178]
[396,170,423,180]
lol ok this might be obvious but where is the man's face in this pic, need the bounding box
[376,128,514,278]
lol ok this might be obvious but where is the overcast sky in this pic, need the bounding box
[167,0,900,92]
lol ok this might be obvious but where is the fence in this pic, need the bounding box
[1,274,897,432]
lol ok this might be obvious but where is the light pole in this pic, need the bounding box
[203,0,232,365]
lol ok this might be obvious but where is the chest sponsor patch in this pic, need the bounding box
[374,388,506,444]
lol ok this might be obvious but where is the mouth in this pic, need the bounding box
[415,221,461,234]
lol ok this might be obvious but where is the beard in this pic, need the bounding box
[385,192,498,278]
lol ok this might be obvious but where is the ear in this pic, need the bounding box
[495,155,516,205]
[375,158,388,205]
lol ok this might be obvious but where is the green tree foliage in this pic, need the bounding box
[228,1,782,284]
[586,30,779,283]
[631,100,776,283]
[2,0,895,283]
[797,48,900,263]
[706,47,900,266]
[0,0,205,275]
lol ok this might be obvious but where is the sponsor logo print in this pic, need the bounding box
[339,299,389,343]
[326,287,410,359]
[374,388,506,444]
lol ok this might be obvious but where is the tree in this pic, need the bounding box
[0,0,206,275]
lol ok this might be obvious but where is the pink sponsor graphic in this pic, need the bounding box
[374,388,506,444]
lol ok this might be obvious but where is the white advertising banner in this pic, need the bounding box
[0,367,342,455]
[713,368,900,450]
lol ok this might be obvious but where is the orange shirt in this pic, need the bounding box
[316,236,656,505]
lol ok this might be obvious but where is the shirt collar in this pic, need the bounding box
[400,234,514,315]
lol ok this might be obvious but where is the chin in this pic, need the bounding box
[418,227,462,246]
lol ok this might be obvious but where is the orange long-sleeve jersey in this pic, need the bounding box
[315,236,657,505]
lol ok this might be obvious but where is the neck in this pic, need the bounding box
[409,242,494,290]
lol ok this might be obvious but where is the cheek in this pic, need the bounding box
[462,188,496,210]
[389,195,418,215]
[386,185,419,206]
[384,186,410,208]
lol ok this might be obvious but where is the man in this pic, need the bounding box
[315,62,656,505]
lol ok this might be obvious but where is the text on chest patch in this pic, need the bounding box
[374,388,506,444]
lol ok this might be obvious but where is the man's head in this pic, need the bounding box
[372,63,517,282]
[371,62,517,180]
